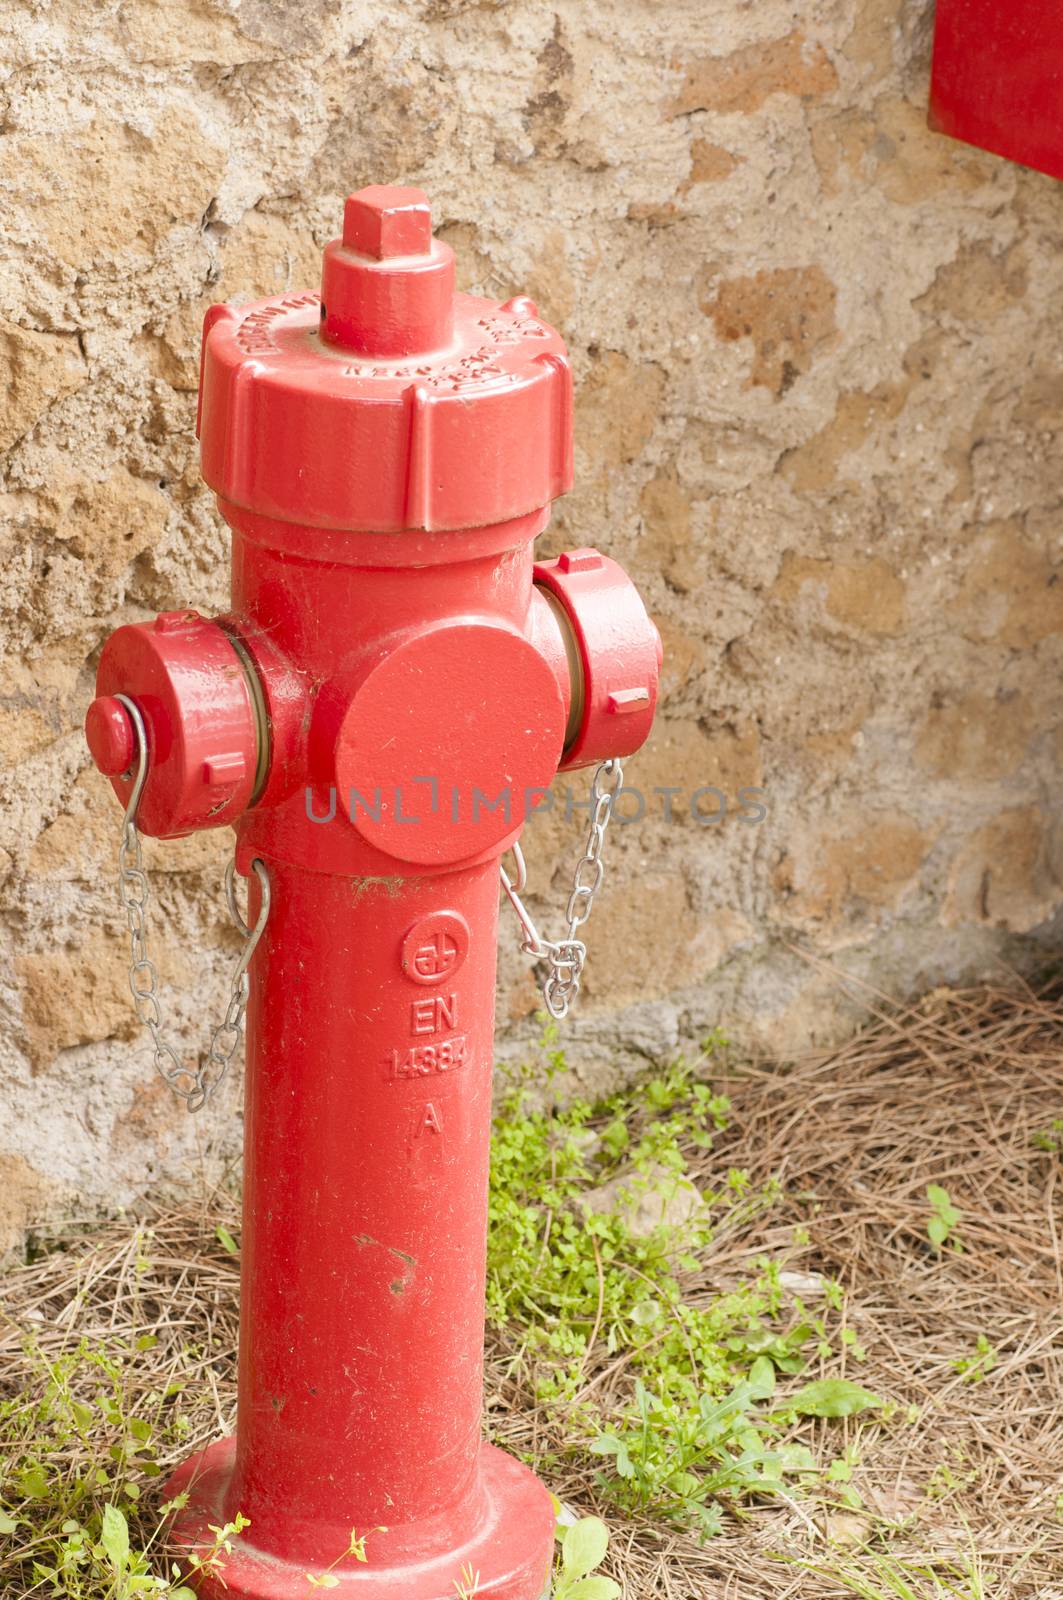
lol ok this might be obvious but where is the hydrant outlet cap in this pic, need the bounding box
[535,549,661,770]
[93,614,261,838]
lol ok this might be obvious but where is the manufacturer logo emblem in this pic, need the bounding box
[400,912,470,985]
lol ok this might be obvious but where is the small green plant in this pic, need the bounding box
[587,1372,882,1538]
[553,1515,619,1600]
[590,1369,800,1539]
[303,1523,384,1587]
[926,1185,962,1253]
[1032,1118,1063,1154]
[951,1335,996,1384]
[840,1325,867,1362]
[775,1378,884,1419]
[168,1510,250,1591]
[824,1444,863,1511]
[926,1444,980,1502]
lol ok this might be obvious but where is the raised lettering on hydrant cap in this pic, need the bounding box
[84,185,661,1598]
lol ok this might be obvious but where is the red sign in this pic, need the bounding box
[930,0,1063,183]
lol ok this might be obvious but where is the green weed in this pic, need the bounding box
[303,1524,383,1587]
[487,1041,882,1539]
[0,1327,224,1597]
[951,1335,997,1385]
[926,1186,962,1254]
[552,1513,619,1600]
[1032,1118,1063,1154]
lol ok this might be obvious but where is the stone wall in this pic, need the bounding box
[2,0,1062,1243]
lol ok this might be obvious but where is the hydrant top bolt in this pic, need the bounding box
[321,183,455,360]
[343,184,433,260]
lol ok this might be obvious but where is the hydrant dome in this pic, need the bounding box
[196,187,574,535]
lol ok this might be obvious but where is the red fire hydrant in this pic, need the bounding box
[85,186,660,1598]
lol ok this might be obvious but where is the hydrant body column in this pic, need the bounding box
[85,188,662,1599]
[235,861,508,1543]
[210,520,567,1594]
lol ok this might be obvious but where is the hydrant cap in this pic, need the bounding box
[197,184,574,535]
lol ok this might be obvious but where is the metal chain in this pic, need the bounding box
[500,757,623,1020]
[114,694,270,1112]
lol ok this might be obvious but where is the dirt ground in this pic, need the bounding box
[1,978,1060,1598]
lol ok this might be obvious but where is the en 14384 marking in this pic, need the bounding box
[384,1035,467,1081]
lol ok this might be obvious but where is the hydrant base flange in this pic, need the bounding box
[165,1435,554,1599]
